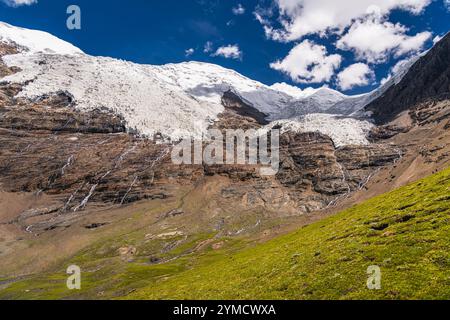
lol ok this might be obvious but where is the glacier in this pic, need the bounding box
[0,21,417,146]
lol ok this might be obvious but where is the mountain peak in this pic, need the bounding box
[0,21,82,55]
[316,86,346,96]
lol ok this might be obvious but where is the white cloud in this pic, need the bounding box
[445,0,450,11]
[213,44,243,59]
[257,0,433,86]
[232,4,245,15]
[270,40,342,83]
[2,0,37,7]
[337,63,375,90]
[259,0,431,41]
[254,7,287,41]
[336,16,431,63]
[185,48,195,57]
[203,41,213,53]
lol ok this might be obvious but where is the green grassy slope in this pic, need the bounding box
[129,167,450,300]
[1,167,449,300]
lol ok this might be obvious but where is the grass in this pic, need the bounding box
[128,166,450,300]
[1,167,449,300]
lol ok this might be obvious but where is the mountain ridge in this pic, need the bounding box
[0,20,421,147]
[366,32,450,124]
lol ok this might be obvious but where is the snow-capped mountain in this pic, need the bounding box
[150,61,296,119]
[277,87,350,119]
[0,21,417,146]
[0,22,82,55]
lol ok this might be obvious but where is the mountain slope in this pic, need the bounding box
[2,53,221,140]
[128,167,450,300]
[366,32,450,124]
[1,167,448,299]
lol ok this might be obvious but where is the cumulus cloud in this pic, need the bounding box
[270,40,342,83]
[185,48,195,57]
[232,4,245,15]
[255,1,434,84]
[336,16,432,63]
[445,0,450,10]
[254,6,288,42]
[2,0,37,7]
[337,63,375,90]
[213,44,243,59]
[258,0,431,41]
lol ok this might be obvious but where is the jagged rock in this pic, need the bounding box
[368,125,412,142]
[0,43,20,78]
[14,205,61,223]
[221,90,269,125]
[445,120,450,130]
[410,98,450,126]
[0,92,126,134]
[277,132,346,197]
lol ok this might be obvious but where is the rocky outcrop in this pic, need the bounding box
[221,90,269,125]
[276,131,401,211]
[1,91,127,134]
[410,98,450,126]
[368,125,412,142]
[0,43,20,78]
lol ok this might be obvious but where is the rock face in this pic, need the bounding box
[366,33,450,124]
[276,131,400,211]
[0,52,401,220]
[0,43,19,78]
[221,90,269,125]
[1,38,445,234]
[0,91,126,134]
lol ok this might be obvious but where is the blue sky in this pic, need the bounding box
[0,0,449,94]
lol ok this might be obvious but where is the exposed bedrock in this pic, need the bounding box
[0,41,403,221]
[0,91,401,219]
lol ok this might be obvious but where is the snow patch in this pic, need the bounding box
[266,114,375,147]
